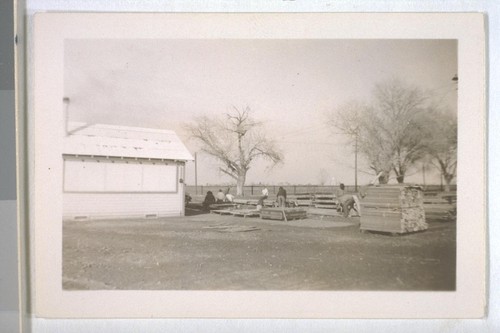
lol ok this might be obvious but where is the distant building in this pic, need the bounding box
[62,122,193,220]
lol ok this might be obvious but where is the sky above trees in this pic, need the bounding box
[64,39,457,186]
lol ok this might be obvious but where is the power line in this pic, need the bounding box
[275,123,332,140]
[275,140,337,145]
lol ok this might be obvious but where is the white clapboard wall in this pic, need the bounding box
[62,123,193,220]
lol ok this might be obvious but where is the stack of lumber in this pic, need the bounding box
[288,193,313,207]
[232,198,274,207]
[260,207,308,221]
[210,208,261,218]
[360,185,427,234]
[312,194,338,209]
[208,203,237,210]
[423,191,457,221]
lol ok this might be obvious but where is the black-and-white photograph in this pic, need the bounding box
[60,38,457,291]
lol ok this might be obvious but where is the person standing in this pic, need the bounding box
[257,187,269,208]
[277,186,287,208]
[336,183,346,198]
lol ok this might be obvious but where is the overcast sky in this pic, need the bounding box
[64,39,457,186]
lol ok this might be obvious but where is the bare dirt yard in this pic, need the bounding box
[63,213,455,291]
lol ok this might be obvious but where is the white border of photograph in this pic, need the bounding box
[31,13,485,318]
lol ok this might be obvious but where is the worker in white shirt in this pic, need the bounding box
[224,188,234,202]
[257,187,269,208]
[216,189,225,203]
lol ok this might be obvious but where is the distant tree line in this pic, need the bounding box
[184,79,457,194]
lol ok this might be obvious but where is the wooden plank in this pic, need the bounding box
[314,194,335,199]
[231,210,261,218]
[364,200,422,209]
[426,213,451,217]
[261,207,307,220]
[424,210,454,216]
[361,197,400,203]
[365,188,401,192]
[261,211,284,220]
[313,199,337,203]
[261,207,304,212]
[423,199,450,205]
[363,194,401,200]
[232,199,274,207]
[288,198,312,203]
[361,202,401,209]
[210,209,234,215]
[361,210,401,218]
[307,207,340,216]
[314,204,337,209]
[208,203,238,210]
[424,206,455,211]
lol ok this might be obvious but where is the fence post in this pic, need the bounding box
[251,185,254,195]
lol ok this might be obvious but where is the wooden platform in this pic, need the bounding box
[210,209,234,216]
[232,209,261,218]
[232,199,274,207]
[209,207,261,218]
[307,207,342,217]
[260,207,307,221]
[208,203,238,210]
[314,203,338,209]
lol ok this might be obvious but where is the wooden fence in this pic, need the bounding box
[185,184,456,197]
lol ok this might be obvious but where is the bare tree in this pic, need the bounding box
[422,109,457,191]
[185,106,283,195]
[373,79,429,183]
[357,107,395,184]
[327,101,393,184]
[327,79,430,184]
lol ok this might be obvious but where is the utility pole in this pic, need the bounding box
[422,162,426,189]
[63,97,70,135]
[194,152,198,195]
[354,133,358,192]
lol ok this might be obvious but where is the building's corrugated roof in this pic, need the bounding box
[63,122,194,161]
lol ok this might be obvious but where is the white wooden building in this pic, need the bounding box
[62,122,193,220]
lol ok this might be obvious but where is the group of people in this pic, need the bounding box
[202,186,289,211]
[200,179,373,216]
[202,188,234,210]
[257,186,288,209]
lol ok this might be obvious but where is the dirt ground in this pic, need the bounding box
[63,213,456,291]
